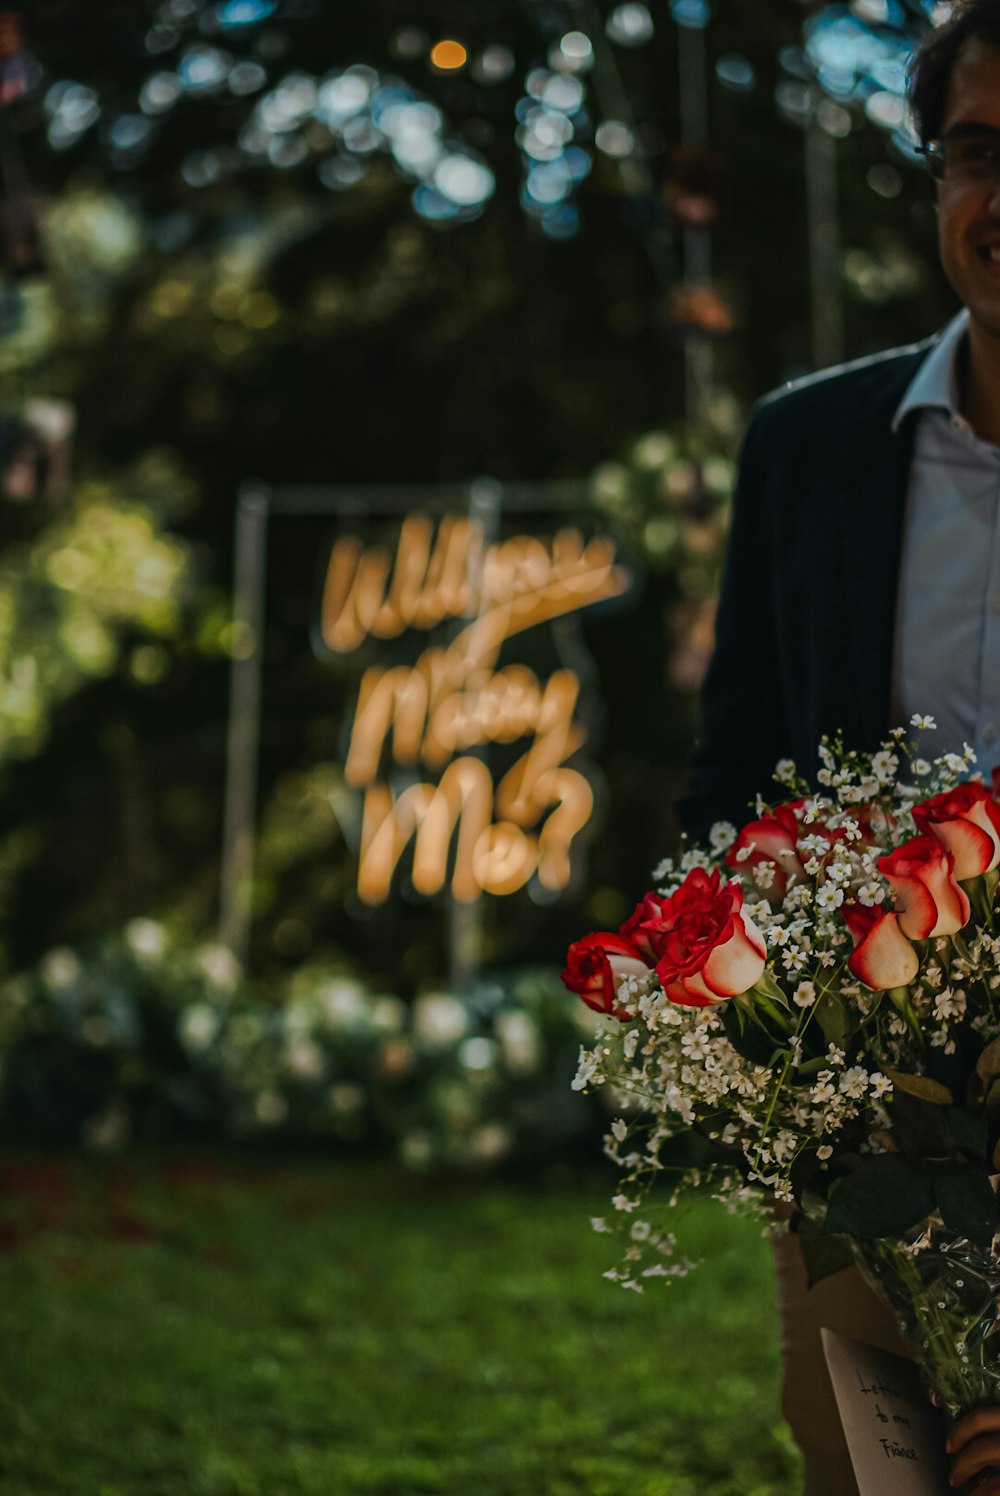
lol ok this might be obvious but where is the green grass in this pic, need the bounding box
[0,1157,801,1495]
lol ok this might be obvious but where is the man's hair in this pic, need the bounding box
[909,0,1000,145]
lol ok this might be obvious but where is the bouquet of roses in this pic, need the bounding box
[564,717,1000,1418]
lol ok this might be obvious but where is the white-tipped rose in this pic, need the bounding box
[913,782,1000,881]
[644,867,767,1008]
[842,906,919,991]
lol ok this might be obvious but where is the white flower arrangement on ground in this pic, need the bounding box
[0,931,604,1171]
[564,718,1000,1414]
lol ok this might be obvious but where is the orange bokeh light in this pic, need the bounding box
[430,39,468,70]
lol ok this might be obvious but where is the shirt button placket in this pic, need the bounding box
[984,471,1000,761]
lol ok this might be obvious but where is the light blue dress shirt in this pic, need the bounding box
[891,309,1000,774]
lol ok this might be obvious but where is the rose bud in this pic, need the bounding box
[562,932,649,1019]
[852,802,895,843]
[725,803,805,898]
[619,891,668,964]
[842,905,919,991]
[912,781,1000,880]
[877,835,971,940]
[650,866,767,1007]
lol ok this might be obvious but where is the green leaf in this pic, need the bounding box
[887,1091,956,1159]
[815,991,851,1049]
[945,1107,988,1164]
[825,1156,935,1239]
[797,1224,855,1287]
[789,1150,825,1201]
[932,1166,998,1247]
[720,1001,774,1067]
[977,1038,1000,1085]
[883,1068,954,1106]
[725,1000,746,1035]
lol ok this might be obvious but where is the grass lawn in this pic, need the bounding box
[0,1156,801,1496]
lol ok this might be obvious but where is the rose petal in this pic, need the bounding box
[878,836,971,940]
[663,973,717,1007]
[925,817,996,881]
[846,910,919,991]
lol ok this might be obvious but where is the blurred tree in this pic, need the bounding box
[0,0,959,981]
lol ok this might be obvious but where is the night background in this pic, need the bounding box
[0,1,961,1491]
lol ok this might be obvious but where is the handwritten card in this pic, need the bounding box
[821,1330,950,1495]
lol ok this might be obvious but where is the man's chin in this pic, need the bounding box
[965,289,1000,347]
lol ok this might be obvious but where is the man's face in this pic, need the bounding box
[937,37,1000,342]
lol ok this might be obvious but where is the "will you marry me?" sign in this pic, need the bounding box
[219,480,635,969]
[319,509,631,906]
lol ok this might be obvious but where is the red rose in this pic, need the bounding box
[562,932,649,1019]
[725,803,805,897]
[912,781,1000,880]
[619,891,668,963]
[877,835,971,940]
[842,905,919,991]
[647,866,767,1007]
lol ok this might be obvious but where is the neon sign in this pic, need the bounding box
[320,513,630,905]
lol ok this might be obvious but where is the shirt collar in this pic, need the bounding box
[891,309,969,432]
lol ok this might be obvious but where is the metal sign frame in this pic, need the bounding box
[219,478,591,972]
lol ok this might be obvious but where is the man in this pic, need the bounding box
[680,3,1000,1492]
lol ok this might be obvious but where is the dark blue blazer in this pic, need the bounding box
[678,336,938,841]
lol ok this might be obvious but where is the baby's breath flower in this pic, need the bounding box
[871,750,898,783]
[708,820,737,855]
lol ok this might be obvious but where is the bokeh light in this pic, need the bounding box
[434,155,495,208]
[851,0,891,21]
[429,40,468,72]
[542,75,584,113]
[228,60,267,95]
[178,46,231,92]
[551,32,593,73]
[390,28,428,61]
[317,70,371,123]
[139,72,182,114]
[318,156,366,190]
[595,120,635,158]
[606,4,655,47]
[214,0,276,25]
[472,45,516,84]
[817,99,852,137]
[30,0,941,242]
[867,162,902,197]
[715,54,755,92]
[865,89,906,128]
[671,0,710,30]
